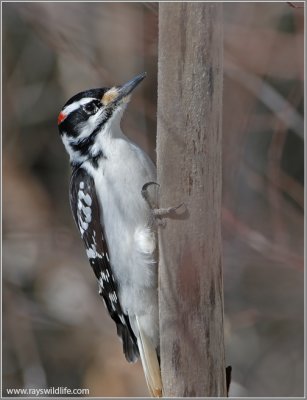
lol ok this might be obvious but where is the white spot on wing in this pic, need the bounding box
[86,248,96,259]
[86,243,104,260]
[101,271,109,282]
[83,206,91,216]
[79,219,88,231]
[109,291,117,303]
[83,206,92,223]
[84,194,92,206]
[77,191,92,232]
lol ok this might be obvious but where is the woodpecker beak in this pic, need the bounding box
[102,72,146,107]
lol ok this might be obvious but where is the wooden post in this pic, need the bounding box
[157,3,226,397]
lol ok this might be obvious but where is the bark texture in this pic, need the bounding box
[157,3,226,397]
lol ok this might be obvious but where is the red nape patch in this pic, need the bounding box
[57,111,67,125]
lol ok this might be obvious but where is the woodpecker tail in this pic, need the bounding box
[135,317,163,397]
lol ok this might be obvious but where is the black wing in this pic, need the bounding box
[69,166,139,362]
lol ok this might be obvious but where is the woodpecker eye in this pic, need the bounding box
[83,102,99,115]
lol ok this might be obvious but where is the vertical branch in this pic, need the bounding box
[157,3,226,397]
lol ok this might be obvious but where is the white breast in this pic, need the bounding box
[84,135,158,336]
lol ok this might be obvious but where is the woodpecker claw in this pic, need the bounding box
[153,203,185,217]
[142,182,186,227]
[142,181,159,210]
[142,181,160,193]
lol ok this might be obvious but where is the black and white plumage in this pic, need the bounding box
[69,167,139,362]
[57,73,162,396]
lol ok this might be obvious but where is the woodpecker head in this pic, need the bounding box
[57,72,146,165]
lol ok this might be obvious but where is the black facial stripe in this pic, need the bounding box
[71,129,100,155]
[59,108,91,138]
[70,108,113,156]
[90,151,104,168]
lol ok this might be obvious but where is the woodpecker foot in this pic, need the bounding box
[153,203,185,217]
[152,203,185,227]
[142,182,186,227]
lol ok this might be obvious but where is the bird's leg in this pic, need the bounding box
[142,182,185,227]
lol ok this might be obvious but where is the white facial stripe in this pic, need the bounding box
[62,97,97,117]
[61,134,76,159]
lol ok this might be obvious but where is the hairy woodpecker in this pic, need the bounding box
[57,73,162,397]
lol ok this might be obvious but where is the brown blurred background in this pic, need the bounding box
[2,2,304,397]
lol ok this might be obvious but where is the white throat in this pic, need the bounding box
[90,105,126,158]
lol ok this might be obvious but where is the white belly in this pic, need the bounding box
[87,138,159,343]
